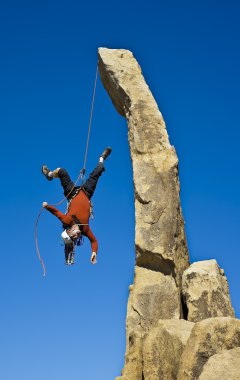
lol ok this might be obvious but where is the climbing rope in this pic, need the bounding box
[81,64,99,183]
[35,207,46,276]
[35,62,99,277]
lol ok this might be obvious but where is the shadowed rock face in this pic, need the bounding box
[98,48,189,286]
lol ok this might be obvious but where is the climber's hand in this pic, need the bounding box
[42,201,48,208]
[91,252,97,265]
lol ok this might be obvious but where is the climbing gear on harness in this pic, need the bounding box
[90,200,94,219]
[35,62,99,276]
[42,165,53,181]
[79,168,86,180]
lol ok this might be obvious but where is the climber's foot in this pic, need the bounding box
[99,147,112,162]
[42,165,53,181]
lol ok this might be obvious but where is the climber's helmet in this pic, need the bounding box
[61,229,73,244]
[61,224,81,243]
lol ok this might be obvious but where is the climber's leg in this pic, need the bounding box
[57,168,79,200]
[83,163,105,199]
[83,147,112,199]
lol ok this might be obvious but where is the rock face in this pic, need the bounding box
[130,267,181,329]
[198,347,240,380]
[182,260,235,322]
[98,47,190,379]
[98,48,189,287]
[177,317,240,380]
[142,319,194,380]
[122,267,181,379]
[98,48,237,380]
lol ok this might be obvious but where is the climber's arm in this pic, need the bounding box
[43,202,73,225]
[82,225,98,256]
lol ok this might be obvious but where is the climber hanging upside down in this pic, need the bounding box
[41,147,112,265]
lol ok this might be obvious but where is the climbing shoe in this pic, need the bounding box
[42,165,53,181]
[100,147,112,161]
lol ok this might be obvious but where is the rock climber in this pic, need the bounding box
[41,147,112,265]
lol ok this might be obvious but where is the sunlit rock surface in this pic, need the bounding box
[177,317,240,380]
[98,48,189,287]
[142,319,194,380]
[198,347,240,380]
[182,260,235,322]
[98,48,237,380]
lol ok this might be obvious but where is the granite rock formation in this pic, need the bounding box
[98,48,237,380]
[142,319,194,380]
[198,347,240,380]
[122,267,181,379]
[98,48,189,287]
[182,260,235,322]
[177,317,240,380]
[98,47,191,379]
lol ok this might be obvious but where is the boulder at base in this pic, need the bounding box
[182,260,234,322]
[198,347,240,380]
[131,267,180,329]
[120,267,181,380]
[142,319,194,380]
[177,317,240,380]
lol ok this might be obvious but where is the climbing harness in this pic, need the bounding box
[66,186,94,219]
[35,62,99,277]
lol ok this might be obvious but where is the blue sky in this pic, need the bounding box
[0,0,239,379]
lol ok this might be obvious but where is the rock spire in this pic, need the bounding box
[98,48,237,380]
[98,48,189,286]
